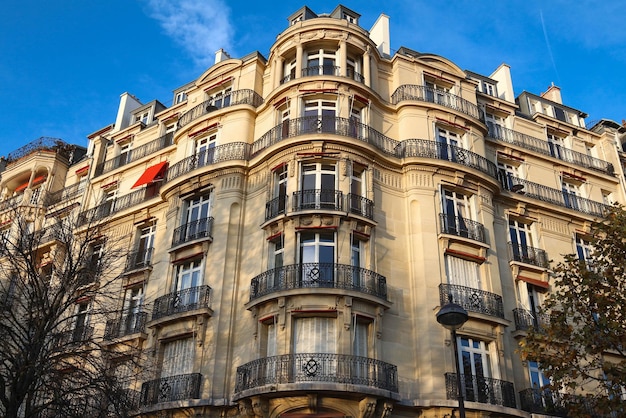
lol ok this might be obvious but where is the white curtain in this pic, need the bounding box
[161,338,195,377]
[446,256,481,289]
[293,317,336,354]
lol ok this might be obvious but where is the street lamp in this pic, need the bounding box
[436,299,469,418]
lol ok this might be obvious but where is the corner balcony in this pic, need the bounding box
[500,174,612,218]
[151,285,212,322]
[513,308,550,333]
[265,192,373,221]
[140,373,201,407]
[178,89,263,128]
[445,372,516,408]
[439,213,486,244]
[507,242,549,268]
[391,84,481,119]
[235,353,398,398]
[249,263,388,303]
[103,311,148,340]
[439,283,504,319]
[172,217,214,247]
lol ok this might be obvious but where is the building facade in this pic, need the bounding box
[2,5,626,418]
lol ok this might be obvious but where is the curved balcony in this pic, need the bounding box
[439,283,504,319]
[292,189,343,212]
[77,185,159,226]
[151,285,212,321]
[249,263,388,302]
[164,143,248,184]
[140,373,201,407]
[445,372,516,408]
[391,84,480,119]
[301,64,340,77]
[439,213,486,243]
[235,353,398,396]
[172,217,214,247]
[265,193,374,221]
[507,242,549,268]
[178,89,263,128]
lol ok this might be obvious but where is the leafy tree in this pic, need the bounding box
[0,204,144,418]
[521,206,626,416]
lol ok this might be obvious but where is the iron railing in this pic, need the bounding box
[439,213,486,243]
[519,388,567,416]
[151,285,211,321]
[235,353,398,393]
[125,247,154,271]
[94,132,174,176]
[507,242,549,268]
[347,193,374,219]
[45,181,86,206]
[250,263,388,301]
[301,65,340,77]
[439,283,504,318]
[551,144,614,175]
[513,308,550,332]
[77,186,159,226]
[445,372,516,408]
[178,89,263,128]
[172,217,214,247]
[57,326,94,346]
[165,142,248,182]
[140,373,201,406]
[500,174,611,218]
[391,84,481,119]
[487,125,551,156]
[292,189,343,212]
[0,194,23,212]
[103,312,147,340]
[4,137,75,163]
[265,195,288,220]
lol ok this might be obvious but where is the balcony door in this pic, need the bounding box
[547,133,565,159]
[300,162,337,210]
[136,223,156,268]
[273,165,288,216]
[442,189,470,237]
[351,235,363,289]
[562,181,581,211]
[195,134,216,167]
[293,317,337,378]
[159,338,195,399]
[497,161,520,191]
[183,194,211,241]
[458,337,494,404]
[300,231,335,287]
[304,99,336,133]
[509,220,534,263]
[305,49,337,76]
[174,260,203,308]
[436,127,460,162]
[122,286,144,334]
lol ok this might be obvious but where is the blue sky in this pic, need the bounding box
[0,0,624,158]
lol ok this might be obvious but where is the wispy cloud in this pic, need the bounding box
[143,0,234,69]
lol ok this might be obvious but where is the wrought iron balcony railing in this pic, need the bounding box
[551,144,614,175]
[391,84,481,119]
[347,193,374,219]
[44,181,86,206]
[104,311,147,340]
[140,373,201,406]
[94,132,174,176]
[57,326,94,346]
[507,242,549,268]
[178,89,263,128]
[488,125,551,156]
[0,194,23,212]
[172,217,214,247]
[4,137,76,164]
[265,195,288,220]
[439,213,486,243]
[439,283,504,318]
[125,247,154,271]
[519,387,567,416]
[235,353,398,393]
[301,65,340,77]
[292,189,343,212]
[164,142,248,182]
[445,372,516,408]
[151,285,211,321]
[513,308,550,332]
[250,263,388,301]
[77,186,159,226]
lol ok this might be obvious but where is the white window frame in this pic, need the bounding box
[305,49,337,76]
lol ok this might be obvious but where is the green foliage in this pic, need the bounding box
[521,206,626,416]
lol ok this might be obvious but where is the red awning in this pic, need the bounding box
[132,162,168,189]
[14,175,46,193]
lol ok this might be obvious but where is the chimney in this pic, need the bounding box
[215,49,231,64]
[370,13,391,57]
[540,82,562,104]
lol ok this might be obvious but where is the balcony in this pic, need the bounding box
[164,143,248,183]
[94,132,174,176]
[235,353,398,395]
[265,195,287,220]
[249,263,388,302]
[57,325,94,346]
[292,189,343,212]
[3,137,78,165]
[151,285,211,321]
[0,194,23,212]
[44,181,86,207]
[124,247,154,272]
[500,174,611,218]
[439,213,486,243]
[445,372,516,408]
[103,311,147,340]
[347,193,374,219]
[77,186,160,226]
[172,217,214,247]
[301,65,340,77]
[391,84,481,119]
[439,283,504,319]
[513,308,550,332]
[519,388,567,416]
[507,242,549,268]
[140,373,201,407]
[178,89,263,128]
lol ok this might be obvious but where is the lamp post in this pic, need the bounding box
[436,299,469,418]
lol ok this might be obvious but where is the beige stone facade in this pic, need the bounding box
[2,4,626,418]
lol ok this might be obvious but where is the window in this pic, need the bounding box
[272,165,288,216]
[266,235,284,290]
[497,161,520,191]
[293,316,336,354]
[554,107,567,122]
[575,235,593,266]
[180,193,212,242]
[283,59,296,83]
[348,163,367,215]
[351,234,364,287]
[445,255,481,290]
[173,259,204,308]
[195,133,216,166]
[347,56,363,81]
[425,77,453,106]
[208,86,232,109]
[73,301,91,342]
[303,99,336,133]
[436,127,462,161]
[304,49,337,76]
[517,281,545,330]
[298,162,338,210]
[121,286,144,334]
[101,189,118,216]
[441,189,472,238]
[481,81,497,97]
[82,243,104,285]
[458,337,495,404]
[300,231,335,286]
[174,91,187,104]
[485,112,506,139]
[342,12,357,24]
[562,180,581,211]
[134,111,150,125]
[509,219,535,263]
[161,338,195,378]
[135,223,156,268]
[290,13,303,25]
[547,133,565,159]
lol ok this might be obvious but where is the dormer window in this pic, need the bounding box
[291,13,303,25]
[134,111,150,125]
[481,81,497,97]
[174,91,187,104]
[342,12,357,24]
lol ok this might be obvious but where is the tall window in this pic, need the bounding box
[208,86,232,109]
[547,133,565,159]
[195,133,216,166]
[351,235,364,287]
[272,165,288,216]
[528,360,550,389]
[425,77,452,106]
[303,99,336,133]
[517,281,545,330]
[458,337,494,403]
[509,219,534,263]
[134,222,156,268]
[267,235,284,290]
[305,49,337,76]
[119,141,132,166]
[173,260,203,307]
[280,105,291,138]
[283,59,296,83]
[181,194,212,242]
[441,189,471,237]
[436,127,461,161]
[498,161,520,191]
[347,56,362,81]
[445,256,481,290]
[300,231,335,286]
[293,316,336,354]
[122,286,144,334]
[161,338,195,378]
[349,164,367,215]
[299,162,338,210]
[485,112,506,138]
[562,180,581,211]
[73,301,91,342]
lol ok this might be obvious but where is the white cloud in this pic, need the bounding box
[144,0,234,68]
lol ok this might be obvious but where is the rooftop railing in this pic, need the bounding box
[391,84,481,119]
